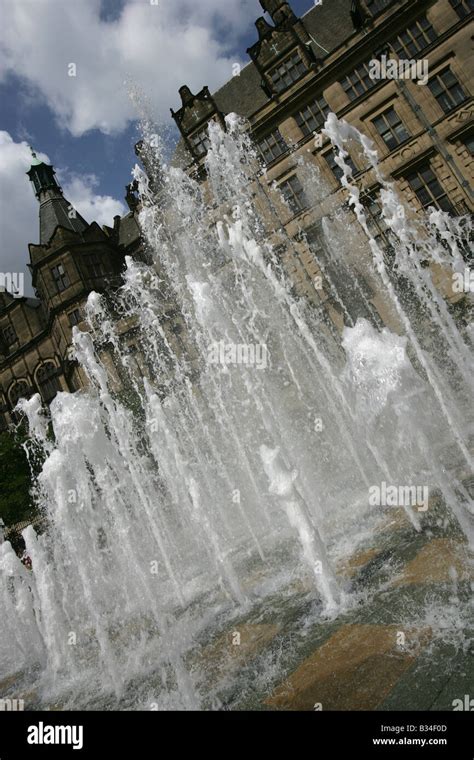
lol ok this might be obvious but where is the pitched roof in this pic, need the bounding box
[208,0,355,119]
[117,212,142,248]
[38,191,89,245]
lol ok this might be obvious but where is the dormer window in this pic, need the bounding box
[269,51,307,94]
[171,86,225,167]
[189,126,211,158]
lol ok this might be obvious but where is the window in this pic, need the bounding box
[279,175,307,215]
[9,380,31,408]
[323,149,358,181]
[449,0,474,20]
[84,253,104,279]
[2,325,17,346]
[428,68,468,113]
[189,126,211,158]
[268,52,307,93]
[68,309,82,327]
[257,129,288,164]
[36,362,60,403]
[364,194,388,231]
[372,107,410,150]
[295,96,330,137]
[362,192,392,249]
[51,263,70,293]
[463,134,474,155]
[405,164,454,213]
[341,61,379,101]
[391,16,436,58]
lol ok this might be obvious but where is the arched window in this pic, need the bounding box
[8,380,31,408]
[36,362,60,403]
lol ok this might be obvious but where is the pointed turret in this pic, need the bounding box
[260,0,295,24]
[26,148,88,245]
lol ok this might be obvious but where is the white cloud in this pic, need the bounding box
[0,0,257,137]
[58,174,125,229]
[0,1,262,293]
[0,131,125,295]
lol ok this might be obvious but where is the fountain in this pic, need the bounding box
[0,113,472,710]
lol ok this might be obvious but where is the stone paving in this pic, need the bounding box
[195,497,473,711]
[1,495,472,711]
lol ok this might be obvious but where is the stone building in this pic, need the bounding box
[0,153,143,430]
[172,0,472,216]
[0,0,472,428]
[169,0,473,327]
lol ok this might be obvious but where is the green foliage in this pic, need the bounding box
[0,429,35,527]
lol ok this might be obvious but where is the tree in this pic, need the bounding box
[0,429,35,527]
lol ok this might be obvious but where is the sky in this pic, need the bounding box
[0,0,314,295]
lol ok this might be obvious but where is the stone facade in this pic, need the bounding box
[173,0,473,219]
[0,157,143,429]
[168,0,472,333]
[1,0,472,427]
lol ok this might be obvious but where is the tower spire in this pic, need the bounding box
[26,150,88,244]
[26,148,63,199]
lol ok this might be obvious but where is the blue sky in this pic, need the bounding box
[0,0,314,293]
